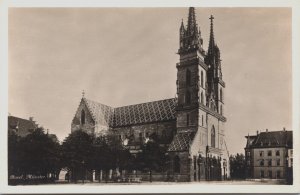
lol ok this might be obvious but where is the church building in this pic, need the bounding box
[71,7,229,182]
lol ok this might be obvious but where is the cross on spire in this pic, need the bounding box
[209,15,214,23]
[208,15,215,55]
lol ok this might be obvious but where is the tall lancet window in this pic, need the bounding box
[220,88,223,102]
[201,71,203,87]
[186,69,191,86]
[201,92,203,104]
[211,125,216,148]
[220,105,223,115]
[81,109,85,125]
[186,90,191,104]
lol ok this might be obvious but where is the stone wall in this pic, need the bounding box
[111,120,176,145]
[176,110,198,131]
[167,151,191,182]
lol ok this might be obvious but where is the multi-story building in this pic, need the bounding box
[245,129,293,180]
[71,7,229,182]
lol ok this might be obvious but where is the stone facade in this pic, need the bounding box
[167,8,228,181]
[71,7,229,182]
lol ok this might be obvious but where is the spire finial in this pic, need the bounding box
[180,18,185,29]
[209,14,214,24]
[82,90,85,98]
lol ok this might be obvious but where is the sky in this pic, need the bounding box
[8,7,292,155]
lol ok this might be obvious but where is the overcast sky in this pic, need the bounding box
[8,7,292,154]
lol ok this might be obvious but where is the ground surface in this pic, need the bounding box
[48,179,288,185]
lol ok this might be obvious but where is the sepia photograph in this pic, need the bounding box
[1,0,300,193]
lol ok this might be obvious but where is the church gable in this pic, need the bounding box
[71,98,97,134]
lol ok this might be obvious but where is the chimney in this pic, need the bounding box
[256,130,259,135]
[283,127,286,131]
[266,129,268,132]
[29,117,33,121]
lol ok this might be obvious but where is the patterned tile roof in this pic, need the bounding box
[247,130,293,148]
[84,98,114,126]
[113,98,176,127]
[8,116,37,137]
[83,98,176,127]
[168,131,196,152]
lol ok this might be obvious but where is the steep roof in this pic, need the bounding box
[246,130,293,149]
[8,116,37,137]
[82,98,176,128]
[84,98,114,126]
[168,131,196,152]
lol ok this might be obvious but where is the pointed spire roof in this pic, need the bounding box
[180,19,185,30]
[187,7,197,35]
[82,90,85,98]
[208,15,215,55]
[180,18,185,36]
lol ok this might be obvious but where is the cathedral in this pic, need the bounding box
[71,7,229,181]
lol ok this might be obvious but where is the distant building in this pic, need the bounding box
[8,115,57,142]
[8,116,37,137]
[245,129,293,181]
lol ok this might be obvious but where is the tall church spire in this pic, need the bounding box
[178,7,204,54]
[208,15,215,55]
[187,7,197,36]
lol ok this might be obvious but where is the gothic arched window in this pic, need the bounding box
[220,105,223,115]
[220,88,223,102]
[186,69,191,86]
[201,71,203,87]
[174,155,180,173]
[201,92,203,104]
[211,126,216,148]
[186,91,191,104]
[81,109,85,125]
